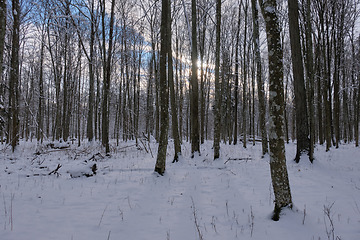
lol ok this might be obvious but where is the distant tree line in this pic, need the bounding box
[0,0,359,153]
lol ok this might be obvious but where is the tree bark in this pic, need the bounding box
[155,0,171,175]
[233,3,241,146]
[169,38,181,162]
[190,0,200,156]
[288,0,311,162]
[304,0,314,160]
[259,0,293,220]
[0,0,5,140]
[252,0,268,155]
[101,0,115,154]
[9,0,20,151]
[37,30,45,143]
[242,0,249,149]
[213,0,221,160]
[87,0,96,142]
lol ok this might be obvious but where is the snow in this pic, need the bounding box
[0,140,359,240]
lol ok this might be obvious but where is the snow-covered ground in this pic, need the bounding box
[0,139,359,240]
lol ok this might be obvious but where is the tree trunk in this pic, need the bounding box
[242,0,248,149]
[233,3,241,146]
[0,0,5,134]
[146,40,155,140]
[316,51,324,145]
[87,0,95,142]
[288,0,311,162]
[0,0,5,141]
[199,9,207,145]
[155,0,171,175]
[260,0,293,220]
[304,0,314,159]
[169,34,181,162]
[213,0,221,160]
[62,2,70,141]
[356,74,360,147]
[37,31,45,143]
[190,0,200,156]
[252,0,268,155]
[101,0,115,154]
[9,0,20,151]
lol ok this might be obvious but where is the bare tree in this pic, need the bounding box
[100,0,116,154]
[242,0,249,149]
[213,0,221,160]
[251,0,268,155]
[9,0,21,151]
[36,1,47,143]
[190,0,200,156]
[259,0,293,220]
[287,0,311,162]
[233,2,241,146]
[155,0,171,175]
[303,0,315,160]
[0,0,6,138]
[169,32,182,162]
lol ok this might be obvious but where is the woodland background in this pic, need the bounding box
[0,0,359,156]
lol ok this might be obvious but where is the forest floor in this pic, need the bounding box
[0,139,359,240]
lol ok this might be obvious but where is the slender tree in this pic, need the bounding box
[233,3,241,146]
[155,0,171,175]
[37,23,46,143]
[242,0,248,149]
[303,0,315,160]
[259,0,293,220]
[62,0,71,142]
[288,0,311,162]
[190,0,200,156]
[0,0,5,88]
[9,0,20,151]
[213,0,221,160]
[100,0,116,154]
[0,0,6,138]
[169,40,182,162]
[251,0,268,155]
[87,0,96,142]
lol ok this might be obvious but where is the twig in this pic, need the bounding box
[224,158,252,164]
[98,204,108,227]
[88,152,104,162]
[324,202,337,240]
[148,141,154,158]
[139,138,149,153]
[118,144,137,150]
[191,197,203,240]
[0,142,12,153]
[48,164,62,176]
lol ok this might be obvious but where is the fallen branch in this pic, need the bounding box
[47,142,70,149]
[139,138,149,153]
[118,144,137,151]
[48,164,62,176]
[34,148,72,156]
[148,141,154,158]
[224,158,252,164]
[88,152,104,162]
